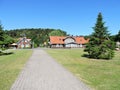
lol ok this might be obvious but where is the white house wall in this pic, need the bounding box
[66,44,78,48]
[50,36,87,48]
[64,38,75,44]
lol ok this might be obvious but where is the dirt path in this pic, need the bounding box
[10,49,90,90]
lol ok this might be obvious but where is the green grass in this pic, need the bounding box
[46,49,120,90]
[0,49,32,90]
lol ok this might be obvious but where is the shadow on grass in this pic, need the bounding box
[82,54,90,58]
[0,51,14,56]
[82,54,111,60]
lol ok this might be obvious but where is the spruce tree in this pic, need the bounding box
[0,23,4,46]
[84,13,115,59]
[0,22,14,50]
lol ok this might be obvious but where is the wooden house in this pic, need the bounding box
[49,36,89,48]
[17,37,31,48]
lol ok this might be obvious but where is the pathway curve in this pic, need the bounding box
[10,49,90,90]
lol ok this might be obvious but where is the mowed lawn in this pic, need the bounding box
[0,49,32,90]
[46,49,120,90]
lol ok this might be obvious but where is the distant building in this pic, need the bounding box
[17,37,32,48]
[49,36,89,48]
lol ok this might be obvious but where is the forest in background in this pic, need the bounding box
[5,28,67,47]
[5,28,120,47]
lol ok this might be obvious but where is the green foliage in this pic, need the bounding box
[0,23,4,46]
[98,40,115,59]
[110,35,116,41]
[111,30,120,42]
[49,29,67,36]
[0,22,14,50]
[115,30,120,42]
[6,28,67,47]
[3,34,14,45]
[34,43,38,48]
[84,13,115,60]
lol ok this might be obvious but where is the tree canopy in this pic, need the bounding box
[0,23,4,45]
[115,30,120,42]
[0,23,14,49]
[49,29,67,36]
[6,28,67,46]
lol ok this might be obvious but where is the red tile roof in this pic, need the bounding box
[50,36,65,44]
[50,36,89,44]
[75,36,89,44]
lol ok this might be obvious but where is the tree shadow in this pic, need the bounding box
[81,54,111,60]
[82,54,90,58]
[0,51,14,56]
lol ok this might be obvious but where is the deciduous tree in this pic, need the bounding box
[49,29,66,36]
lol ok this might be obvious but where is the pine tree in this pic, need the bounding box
[84,13,115,59]
[0,22,14,49]
[0,23,4,46]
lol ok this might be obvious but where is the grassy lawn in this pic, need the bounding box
[46,49,120,90]
[0,49,32,90]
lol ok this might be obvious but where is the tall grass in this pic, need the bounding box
[46,49,120,90]
[0,49,32,90]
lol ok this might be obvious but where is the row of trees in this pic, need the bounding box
[5,28,67,47]
[0,22,67,48]
[1,12,120,59]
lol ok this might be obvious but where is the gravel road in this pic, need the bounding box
[10,49,90,90]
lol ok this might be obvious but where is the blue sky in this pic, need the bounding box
[0,0,120,35]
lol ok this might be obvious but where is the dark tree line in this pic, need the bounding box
[110,30,120,42]
[5,28,67,46]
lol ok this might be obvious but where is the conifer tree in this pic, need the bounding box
[84,13,115,59]
[0,22,14,49]
[0,23,4,46]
